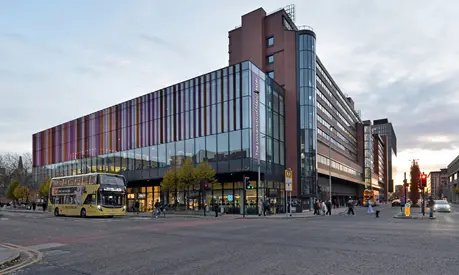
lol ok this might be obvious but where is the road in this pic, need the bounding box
[1,205,458,275]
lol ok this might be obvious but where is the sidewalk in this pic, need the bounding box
[0,208,49,215]
[0,245,20,267]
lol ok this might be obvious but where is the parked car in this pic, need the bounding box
[392,199,404,207]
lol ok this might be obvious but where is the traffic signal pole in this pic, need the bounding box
[422,187,426,216]
[242,174,246,219]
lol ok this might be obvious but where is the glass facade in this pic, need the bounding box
[297,31,317,197]
[32,61,286,214]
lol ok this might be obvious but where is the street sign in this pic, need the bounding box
[285,169,293,191]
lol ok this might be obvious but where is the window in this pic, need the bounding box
[268,71,274,79]
[267,36,274,47]
[267,55,274,64]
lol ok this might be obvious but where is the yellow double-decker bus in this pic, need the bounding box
[49,173,127,217]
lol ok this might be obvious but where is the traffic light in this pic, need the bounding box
[200,180,211,191]
[419,173,427,189]
[244,177,254,189]
[318,185,322,193]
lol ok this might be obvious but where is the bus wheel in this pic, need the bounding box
[54,208,59,217]
[80,208,87,218]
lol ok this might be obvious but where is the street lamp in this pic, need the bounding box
[328,126,334,202]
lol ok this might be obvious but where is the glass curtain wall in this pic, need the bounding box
[297,32,318,202]
[32,61,286,214]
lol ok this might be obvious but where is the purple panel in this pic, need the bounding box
[57,126,61,163]
[251,71,260,160]
[95,115,100,156]
[128,102,132,150]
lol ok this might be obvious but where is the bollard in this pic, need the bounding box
[375,210,380,218]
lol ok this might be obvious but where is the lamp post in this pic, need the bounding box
[328,126,334,201]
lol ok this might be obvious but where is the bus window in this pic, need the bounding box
[89,175,97,185]
[83,194,95,205]
[82,175,89,185]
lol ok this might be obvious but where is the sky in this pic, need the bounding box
[1,0,458,187]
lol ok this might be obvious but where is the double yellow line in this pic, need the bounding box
[0,243,42,275]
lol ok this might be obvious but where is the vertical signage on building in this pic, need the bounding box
[251,71,260,160]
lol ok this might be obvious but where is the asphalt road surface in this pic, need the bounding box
[1,205,459,275]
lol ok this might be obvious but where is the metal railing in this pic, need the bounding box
[298,25,314,31]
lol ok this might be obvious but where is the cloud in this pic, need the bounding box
[1,0,459,182]
[139,34,185,55]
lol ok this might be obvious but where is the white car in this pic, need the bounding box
[433,200,451,212]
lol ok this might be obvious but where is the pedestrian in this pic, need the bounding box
[321,200,327,215]
[153,199,160,218]
[326,200,332,215]
[214,202,219,217]
[135,200,140,214]
[367,203,374,214]
[32,202,36,211]
[347,197,355,215]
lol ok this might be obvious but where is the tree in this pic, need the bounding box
[194,161,217,185]
[178,158,197,209]
[39,178,51,201]
[0,152,33,190]
[178,158,196,190]
[13,185,30,202]
[160,168,179,205]
[6,180,20,201]
[410,160,421,205]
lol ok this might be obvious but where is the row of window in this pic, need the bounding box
[316,87,357,144]
[34,130,286,172]
[316,63,360,124]
[317,114,356,151]
[317,154,362,178]
[317,127,357,160]
[35,96,285,156]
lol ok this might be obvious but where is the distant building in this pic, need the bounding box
[394,184,403,198]
[371,119,397,193]
[446,155,459,203]
[427,171,441,199]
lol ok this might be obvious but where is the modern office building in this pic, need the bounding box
[228,5,392,208]
[439,168,448,198]
[371,118,397,192]
[362,120,388,200]
[32,61,287,212]
[32,5,395,213]
[446,155,459,203]
[427,171,440,198]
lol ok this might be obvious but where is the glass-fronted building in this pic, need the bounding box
[32,61,286,214]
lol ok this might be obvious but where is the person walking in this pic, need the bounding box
[347,197,355,215]
[325,200,332,215]
[321,200,327,216]
[153,200,160,218]
[135,200,140,214]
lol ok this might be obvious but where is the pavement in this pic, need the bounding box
[0,245,20,266]
[1,204,458,274]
